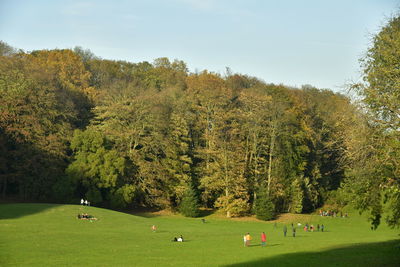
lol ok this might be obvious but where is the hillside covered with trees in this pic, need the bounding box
[1,15,399,227]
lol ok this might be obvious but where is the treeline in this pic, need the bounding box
[0,41,361,218]
[1,14,399,225]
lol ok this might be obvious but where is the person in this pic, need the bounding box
[317,224,320,231]
[85,200,88,206]
[283,225,287,237]
[177,235,184,242]
[245,233,251,247]
[292,227,296,237]
[310,224,314,232]
[243,234,247,247]
[152,225,157,232]
[321,224,325,232]
[172,237,177,242]
[80,199,84,205]
[261,232,267,247]
[274,222,277,229]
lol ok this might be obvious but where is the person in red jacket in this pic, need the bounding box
[261,232,267,247]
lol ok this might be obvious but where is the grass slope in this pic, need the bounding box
[0,203,399,266]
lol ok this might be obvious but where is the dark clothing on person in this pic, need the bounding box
[283,225,287,237]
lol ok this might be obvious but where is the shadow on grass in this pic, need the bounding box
[125,207,217,219]
[120,207,165,218]
[0,203,57,220]
[132,212,161,218]
[198,208,216,217]
[225,239,400,267]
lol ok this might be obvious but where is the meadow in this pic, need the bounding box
[1,203,399,266]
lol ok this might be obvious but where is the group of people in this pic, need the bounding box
[243,232,267,247]
[283,224,296,237]
[77,213,97,220]
[244,222,328,247]
[302,223,325,232]
[319,209,348,218]
[80,199,90,206]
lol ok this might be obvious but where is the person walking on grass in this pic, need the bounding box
[283,225,287,237]
[243,234,247,247]
[321,224,325,232]
[292,227,296,237]
[261,232,267,247]
[245,233,252,247]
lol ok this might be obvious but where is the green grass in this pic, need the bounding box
[0,203,399,266]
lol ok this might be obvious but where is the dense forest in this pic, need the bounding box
[1,15,399,227]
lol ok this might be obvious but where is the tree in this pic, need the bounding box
[0,49,91,200]
[347,14,400,228]
[254,185,275,220]
[289,178,304,213]
[179,185,200,217]
[0,41,17,56]
[164,103,195,207]
[66,129,130,206]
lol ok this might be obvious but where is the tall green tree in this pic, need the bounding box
[254,184,275,220]
[66,129,130,207]
[345,14,400,228]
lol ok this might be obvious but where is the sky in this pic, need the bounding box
[1,0,399,92]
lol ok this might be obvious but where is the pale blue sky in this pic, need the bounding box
[1,0,399,91]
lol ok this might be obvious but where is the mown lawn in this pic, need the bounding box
[0,203,399,266]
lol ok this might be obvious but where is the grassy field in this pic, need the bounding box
[0,203,399,266]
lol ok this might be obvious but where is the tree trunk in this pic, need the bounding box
[224,146,230,218]
[267,122,276,195]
